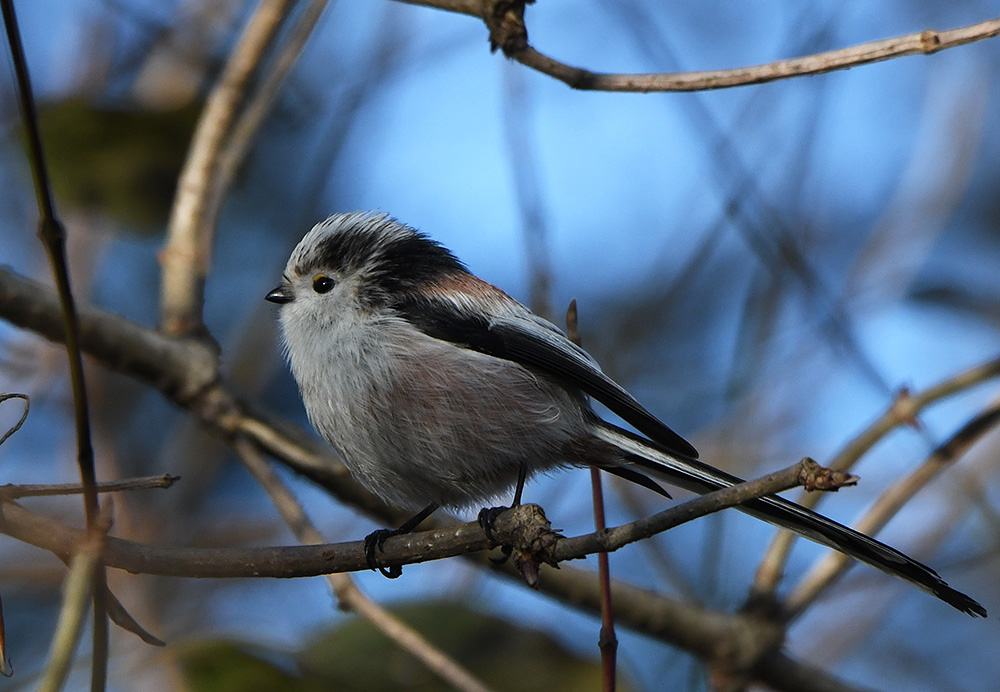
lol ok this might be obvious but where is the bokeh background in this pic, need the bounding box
[1,1,999,690]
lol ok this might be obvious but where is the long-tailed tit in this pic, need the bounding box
[266,211,984,616]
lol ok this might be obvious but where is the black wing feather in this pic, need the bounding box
[394,293,699,459]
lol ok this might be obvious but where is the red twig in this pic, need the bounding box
[568,300,618,691]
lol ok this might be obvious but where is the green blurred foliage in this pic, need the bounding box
[34,99,200,230]
[174,602,629,692]
[172,640,305,692]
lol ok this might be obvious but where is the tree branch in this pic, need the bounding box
[160,0,294,336]
[1,2,108,685]
[397,1,1000,92]
[0,459,845,598]
[0,476,179,500]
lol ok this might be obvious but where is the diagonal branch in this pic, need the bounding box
[1,2,108,687]
[160,0,294,336]
[233,438,496,692]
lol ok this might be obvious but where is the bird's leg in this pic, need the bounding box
[511,461,527,506]
[364,502,438,578]
[478,461,528,563]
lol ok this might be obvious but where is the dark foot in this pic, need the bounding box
[364,528,403,579]
[477,506,514,565]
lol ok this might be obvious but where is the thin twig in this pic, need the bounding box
[160,0,294,336]
[0,594,9,676]
[0,393,29,448]
[554,460,822,562]
[753,354,1000,597]
[503,61,552,318]
[398,1,1000,92]
[232,438,496,692]
[567,300,617,691]
[1,3,107,688]
[0,475,180,500]
[785,401,1000,617]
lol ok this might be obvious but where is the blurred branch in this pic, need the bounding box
[785,400,1000,617]
[233,438,496,692]
[0,596,7,677]
[753,355,1000,597]
[37,508,110,692]
[160,0,293,336]
[397,1,1000,92]
[38,544,101,692]
[752,652,879,692]
[501,61,552,318]
[843,72,987,308]
[211,0,331,226]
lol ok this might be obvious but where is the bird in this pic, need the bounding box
[265,211,984,616]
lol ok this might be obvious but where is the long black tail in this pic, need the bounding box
[594,422,985,617]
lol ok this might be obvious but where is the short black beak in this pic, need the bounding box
[265,285,293,304]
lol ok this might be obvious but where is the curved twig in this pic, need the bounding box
[0,393,29,448]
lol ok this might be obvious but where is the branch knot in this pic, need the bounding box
[484,0,532,55]
[797,457,859,492]
[487,503,560,587]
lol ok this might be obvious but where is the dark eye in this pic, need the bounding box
[312,275,335,294]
